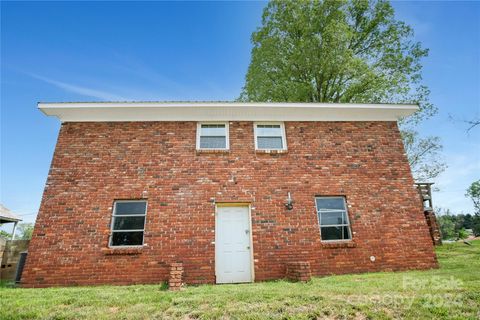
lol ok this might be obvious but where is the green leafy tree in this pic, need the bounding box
[466,180,480,236]
[463,214,473,230]
[240,0,444,180]
[473,216,480,237]
[437,209,456,240]
[0,229,12,239]
[466,180,480,215]
[457,228,468,240]
[17,223,34,240]
[454,214,465,232]
[437,208,479,239]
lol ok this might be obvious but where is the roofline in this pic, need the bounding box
[38,101,419,122]
[0,217,22,223]
[39,101,419,108]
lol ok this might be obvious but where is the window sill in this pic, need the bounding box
[102,247,144,255]
[196,149,230,154]
[321,241,356,249]
[255,149,288,154]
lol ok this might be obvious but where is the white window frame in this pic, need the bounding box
[254,122,287,151]
[315,196,352,242]
[196,122,230,150]
[109,200,148,248]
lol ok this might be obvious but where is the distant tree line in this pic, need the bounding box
[437,210,480,240]
[437,180,480,240]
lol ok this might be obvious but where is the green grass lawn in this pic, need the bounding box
[1,241,479,320]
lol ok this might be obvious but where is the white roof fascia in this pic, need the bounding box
[38,102,418,122]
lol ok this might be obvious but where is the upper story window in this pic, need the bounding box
[197,122,229,150]
[254,122,287,151]
[110,200,147,247]
[315,196,352,242]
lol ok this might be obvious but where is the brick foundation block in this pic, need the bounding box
[168,262,184,291]
[286,261,311,282]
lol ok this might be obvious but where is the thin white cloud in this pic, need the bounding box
[27,73,127,101]
[392,3,432,38]
[106,52,239,100]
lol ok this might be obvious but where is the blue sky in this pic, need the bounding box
[1,1,479,227]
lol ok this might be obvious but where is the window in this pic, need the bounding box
[315,197,352,241]
[110,200,147,247]
[197,123,229,150]
[254,123,287,150]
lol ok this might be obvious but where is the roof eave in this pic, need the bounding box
[38,102,418,122]
[0,217,22,223]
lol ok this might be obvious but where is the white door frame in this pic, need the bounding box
[215,203,255,283]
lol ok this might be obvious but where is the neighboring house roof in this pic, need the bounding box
[0,204,22,223]
[38,101,418,122]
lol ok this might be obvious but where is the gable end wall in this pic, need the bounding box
[21,121,437,287]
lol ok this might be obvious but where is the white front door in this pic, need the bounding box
[215,205,253,283]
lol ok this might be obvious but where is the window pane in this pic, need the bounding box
[200,124,226,136]
[343,226,351,240]
[321,226,351,241]
[256,125,282,136]
[321,227,341,240]
[320,211,346,226]
[200,136,226,149]
[111,231,144,246]
[113,216,145,230]
[257,137,283,149]
[315,197,345,210]
[115,201,147,215]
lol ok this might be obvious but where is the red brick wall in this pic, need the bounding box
[21,121,438,287]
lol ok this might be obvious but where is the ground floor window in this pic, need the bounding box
[110,200,147,247]
[315,196,352,241]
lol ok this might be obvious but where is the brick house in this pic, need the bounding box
[21,102,438,287]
